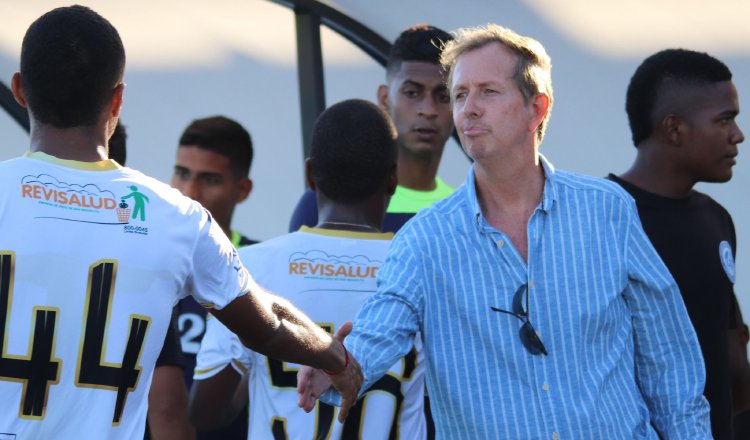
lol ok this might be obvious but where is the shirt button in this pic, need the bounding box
[542,383,550,391]
[552,432,560,440]
[529,280,535,288]
[496,239,505,248]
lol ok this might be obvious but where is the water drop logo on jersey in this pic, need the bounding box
[20,174,150,235]
[288,250,381,282]
[719,240,735,283]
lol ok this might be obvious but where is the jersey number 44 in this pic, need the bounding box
[0,252,150,426]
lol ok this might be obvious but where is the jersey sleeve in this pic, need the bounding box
[184,208,252,310]
[194,314,253,380]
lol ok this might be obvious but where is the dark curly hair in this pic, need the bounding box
[21,5,125,127]
[626,48,731,146]
[178,116,254,177]
[310,99,397,204]
[386,24,453,80]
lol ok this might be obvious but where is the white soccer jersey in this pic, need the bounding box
[195,227,426,440]
[0,152,251,439]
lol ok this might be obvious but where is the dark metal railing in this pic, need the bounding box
[0,80,29,132]
[270,0,390,159]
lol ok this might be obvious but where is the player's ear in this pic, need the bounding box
[377,85,390,111]
[235,177,252,203]
[110,82,125,118]
[385,163,397,196]
[10,72,27,108]
[304,158,316,192]
[662,114,683,146]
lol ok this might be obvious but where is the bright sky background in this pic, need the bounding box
[524,0,750,57]
[2,0,749,68]
[0,0,370,69]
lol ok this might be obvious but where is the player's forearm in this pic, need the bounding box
[188,366,243,431]
[149,411,195,440]
[149,366,196,440]
[251,295,348,372]
[212,290,346,373]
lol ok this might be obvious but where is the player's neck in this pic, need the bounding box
[620,148,695,199]
[29,123,109,162]
[397,147,442,191]
[316,199,384,233]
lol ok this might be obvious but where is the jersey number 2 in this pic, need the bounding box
[0,252,150,425]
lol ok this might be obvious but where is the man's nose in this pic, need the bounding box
[732,121,745,145]
[418,96,438,119]
[462,92,481,117]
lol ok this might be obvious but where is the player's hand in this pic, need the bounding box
[328,322,364,422]
[297,322,363,422]
[297,364,330,412]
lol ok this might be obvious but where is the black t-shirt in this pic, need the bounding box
[155,307,186,367]
[609,174,739,440]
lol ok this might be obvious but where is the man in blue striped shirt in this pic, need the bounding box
[299,24,710,439]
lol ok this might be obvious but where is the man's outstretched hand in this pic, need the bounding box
[297,321,363,422]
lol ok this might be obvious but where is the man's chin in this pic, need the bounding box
[400,142,442,159]
[703,170,733,183]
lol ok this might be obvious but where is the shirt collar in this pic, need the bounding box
[24,151,121,171]
[466,153,557,227]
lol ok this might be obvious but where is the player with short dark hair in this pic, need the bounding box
[170,115,257,439]
[625,49,732,147]
[289,24,455,233]
[172,115,254,247]
[309,100,397,203]
[178,116,253,179]
[19,5,125,128]
[610,48,745,440]
[0,6,361,438]
[190,99,428,439]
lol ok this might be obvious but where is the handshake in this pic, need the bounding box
[297,322,364,422]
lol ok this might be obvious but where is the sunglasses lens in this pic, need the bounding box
[494,284,547,356]
[512,284,527,317]
[520,322,546,355]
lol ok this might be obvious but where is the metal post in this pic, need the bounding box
[0,81,30,133]
[294,6,325,163]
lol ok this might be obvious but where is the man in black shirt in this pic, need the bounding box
[609,48,745,440]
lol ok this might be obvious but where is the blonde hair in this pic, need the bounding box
[440,24,553,141]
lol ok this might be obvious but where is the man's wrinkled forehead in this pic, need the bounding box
[449,43,517,89]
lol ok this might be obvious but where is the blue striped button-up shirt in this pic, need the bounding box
[327,159,710,439]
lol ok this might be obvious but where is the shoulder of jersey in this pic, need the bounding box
[238,232,302,260]
[119,168,205,216]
